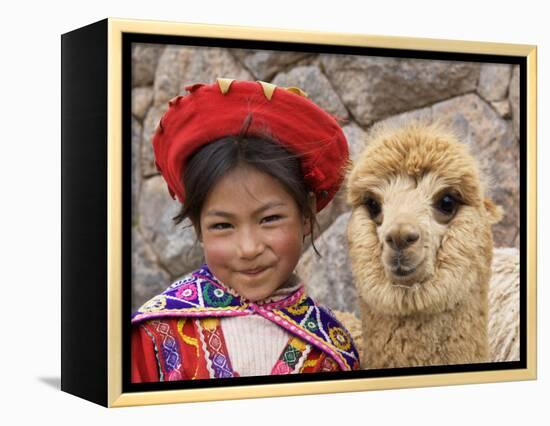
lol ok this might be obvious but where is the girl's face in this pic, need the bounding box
[198,165,312,302]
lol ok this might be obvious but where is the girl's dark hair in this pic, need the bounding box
[172,113,321,257]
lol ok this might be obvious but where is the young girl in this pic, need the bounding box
[131,78,360,382]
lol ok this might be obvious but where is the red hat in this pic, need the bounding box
[152,78,349,212]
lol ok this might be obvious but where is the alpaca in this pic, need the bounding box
[333,247,520,365]
[345,120,503,368]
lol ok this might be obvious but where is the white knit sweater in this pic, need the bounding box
[221,274,304,377]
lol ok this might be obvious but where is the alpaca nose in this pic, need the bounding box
[385,223,420,251]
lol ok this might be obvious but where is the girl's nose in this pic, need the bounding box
[237,229,265,259]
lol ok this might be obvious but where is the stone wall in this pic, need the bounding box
[131,43,520,313]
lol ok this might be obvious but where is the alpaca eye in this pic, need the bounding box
[364,197,382,219]
[435,193,458,216]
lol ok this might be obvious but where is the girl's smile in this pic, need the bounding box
[198,165,313,302]
[240,266,269,276]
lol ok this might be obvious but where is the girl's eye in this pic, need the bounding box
[210,223,232,230]
[262,215,281,223]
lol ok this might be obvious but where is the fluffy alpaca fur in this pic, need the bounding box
[346,121,502,368]
[488,248,520,362]
[334,248,520,364]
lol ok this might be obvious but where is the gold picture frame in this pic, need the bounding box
[61,17,536,407]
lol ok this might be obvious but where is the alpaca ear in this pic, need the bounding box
[483,197,503,224]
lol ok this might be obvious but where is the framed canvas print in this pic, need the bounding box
[61,17,537,407]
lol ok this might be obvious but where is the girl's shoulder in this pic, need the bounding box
[291,288,344,326]
[130,265,246,325]
[275,291,361,368]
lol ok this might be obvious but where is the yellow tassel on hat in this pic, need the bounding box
[257,80,277,100]
[216,78,235,94]
[216,77,309,100]
[285,86,308,98]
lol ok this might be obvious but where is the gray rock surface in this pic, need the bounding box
[375,105,433,133]
[344,121,369,162]
[491,100,511,118]
[297,212,358,315]
[230,49,312,81]
[132,44,164,87]
[132,227,172,312]
[322,55,479,125]
[131,117,142,218]
[509,65,520,141]
[153,46,253,107]
[138,175,204,276]
[141,105,167,177]
[132,86,154,120]
[272,65,349,119]
[477,63,512,102]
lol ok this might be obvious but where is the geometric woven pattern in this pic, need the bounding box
[198,318,235,379]
[132,263,360,371]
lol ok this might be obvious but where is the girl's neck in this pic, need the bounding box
[256,273,302,305]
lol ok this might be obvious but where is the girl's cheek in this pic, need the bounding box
[202,234,234,261]
[268,226,303,252]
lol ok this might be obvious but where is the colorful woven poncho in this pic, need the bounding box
[131,264,360,382]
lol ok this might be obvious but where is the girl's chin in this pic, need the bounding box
[237,286,275,302]
[232,280,279,302]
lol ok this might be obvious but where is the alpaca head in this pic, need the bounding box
[346,121,502,316]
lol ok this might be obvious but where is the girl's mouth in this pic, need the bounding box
[240,267,268,276]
